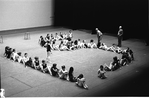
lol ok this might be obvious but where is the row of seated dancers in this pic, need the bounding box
[4,45,134,88]
[39,32,129,54]
[4,46,88,89]
[98,47,134,79]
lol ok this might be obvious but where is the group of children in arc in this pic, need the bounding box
[4,46,88,89]
[3,30,134,89]
[98,47,134,79]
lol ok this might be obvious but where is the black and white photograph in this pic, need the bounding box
[0,0,148,97]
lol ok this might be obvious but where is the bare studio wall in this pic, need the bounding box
[0,0,53,31]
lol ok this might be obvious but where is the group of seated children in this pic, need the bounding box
[53,39,97,51]
[51,65,88,89]
[38,31,73,48]
[4,46,88,89]
[38,31,128,55]
[99,43,124,54]
[4,46,30,67]
[98,47,134,79]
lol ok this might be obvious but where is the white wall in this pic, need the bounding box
[0,0,53,31]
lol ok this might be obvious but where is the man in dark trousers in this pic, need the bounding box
[96,28,103,47]
[117,26,123,47]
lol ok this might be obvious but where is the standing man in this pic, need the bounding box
[117,26,123,47]
[96,28,103,47]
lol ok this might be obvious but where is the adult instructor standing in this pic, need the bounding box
[96,28,103,47]
[117,26,123,47]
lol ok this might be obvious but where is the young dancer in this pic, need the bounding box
[40,60,50,73]
[45,41,53,62]
[59,65,68,80]
[76,74,88,89]
[50,63,59,77]
[22,53,29,68]
[33,57,40,70]
[68,67,77,82]
[98,65,107,79]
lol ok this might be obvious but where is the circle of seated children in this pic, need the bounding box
[3,46,88,90]
[4,31,134,89]
[38,31,130,55]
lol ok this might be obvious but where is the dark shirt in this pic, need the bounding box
[74,40,78,45]
[34,60,39,66]
[47,44,52,52]
[7,50,12,58]
[51,67,58,76]
[42,63,47,69]
[68,72,75,82]
[118,29,123,37]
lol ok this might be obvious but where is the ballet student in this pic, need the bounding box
[39,36,46,47]
[68,67,77,82]
[59,65,68,80]
[88,39,97,48]
[15,52,23,63]
[76,74,88,89]
[10,49,18,61]
[22,53,29,68]
[50,63,59,77]
[125,47,134,61]
[33,57,40,70]
[44,41,53,62]
[4,46,9,58]
[40,60,50,73]
[104,56,120,71]
[7,47,13,59]
[111,56,120,71]
[98,65,107,79]
[25,57,33,68]
[45,34,50,42]
[67,30,73,41]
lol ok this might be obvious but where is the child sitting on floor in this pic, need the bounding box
[10,49,18,61]
[40,60,50,73]
[25,57,33,68]
[76,74,88,89]
[33,57,41,70]
[59,65,68,80]
[50,63,59,77]
[90,40,97,48]
[15,52,22,63]
[59,41,69,51]
[7,47,13,59]
[68,67,77,82]
[99,43,109,50]
[104,56,120,71]
[98,65,107,79]
[4,46,9,58]
[39,36,46,47]
[22,53,29,68]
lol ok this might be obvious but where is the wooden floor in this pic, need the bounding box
[0,27,149,97]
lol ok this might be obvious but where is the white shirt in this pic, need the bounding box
[97,30,102,36]
[77,77,86,87]
[23,56,29,63]
[118,29,123,36]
